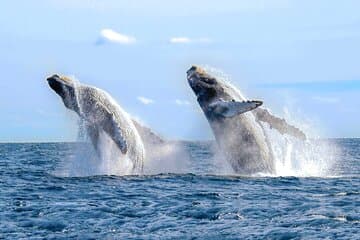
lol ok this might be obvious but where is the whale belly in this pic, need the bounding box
[210,113,274,174]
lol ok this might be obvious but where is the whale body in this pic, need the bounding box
[187,66,306,174]
[47,74,145,173]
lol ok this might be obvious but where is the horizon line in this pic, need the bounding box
[0,137,359,144]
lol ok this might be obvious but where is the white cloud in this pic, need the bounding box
[137,96,154,105]
[170,37,191,44]
[175,99,191,106]
[99,28,136,44]
[169,37,211,44]
[312,96,339,103]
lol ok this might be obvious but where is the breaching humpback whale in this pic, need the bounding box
[47,74,146,172]
[187,66,306,174]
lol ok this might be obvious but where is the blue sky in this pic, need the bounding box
[0,0,359,141]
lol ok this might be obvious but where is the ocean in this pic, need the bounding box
[0,139,359,239]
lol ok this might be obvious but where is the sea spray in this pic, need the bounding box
[261,121,339,177]
[143,141,190,175]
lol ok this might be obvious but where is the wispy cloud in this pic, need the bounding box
[312,96,339,103]
[137,96,154,105]
[97,29,136,45]
[175,99,191,106]
[170,37,191,44]
[169,37,211,44]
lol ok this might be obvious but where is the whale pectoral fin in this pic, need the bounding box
[102,114,128,155]
[209,100,263,118]
[254,108,307,140]
[86,125,100,153]
[132,119,165,145]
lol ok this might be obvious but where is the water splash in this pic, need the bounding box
[261,121,339,177]
[59,139,189,177]
[144,141,190,175]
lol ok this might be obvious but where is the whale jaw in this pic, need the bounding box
[47,74,80,114]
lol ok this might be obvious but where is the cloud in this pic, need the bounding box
[169,37,211,44]
[170,37,191,44]
[312,96,339,103]
[137,96,154,105]
[175,99,191,106]
[98,28,136,45]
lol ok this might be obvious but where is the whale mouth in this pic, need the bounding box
[47,74,60,82]
[46,74,72,87]
[47,74,64,94]
[187,65,203,84]
[187,65,217,95]
[47,74,74,94]
[186,65,198,80]
[47,74,72,84]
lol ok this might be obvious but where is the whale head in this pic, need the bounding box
[187,65,235,107]
[47,74,80,113]
[187,65,263,120]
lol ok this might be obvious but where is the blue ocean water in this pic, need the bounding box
[0,139,359,239]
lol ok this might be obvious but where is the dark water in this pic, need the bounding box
[1,139,359,239]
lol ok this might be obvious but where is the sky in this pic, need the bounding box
[0,0,359,142]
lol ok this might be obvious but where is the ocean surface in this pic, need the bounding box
[1,139,359,239]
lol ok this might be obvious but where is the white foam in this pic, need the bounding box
[143,141,190,175]
[261,121,339,177]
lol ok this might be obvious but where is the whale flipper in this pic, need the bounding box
[132,120,165,145]
[209,99,263,118]
[101,112,128,155]
[254,108,307,140]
